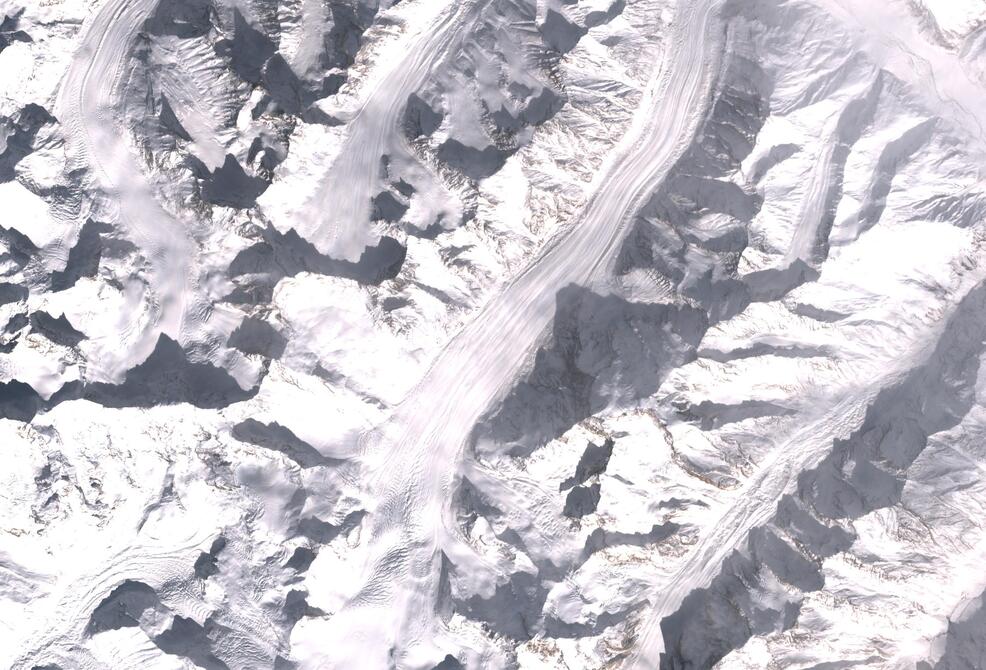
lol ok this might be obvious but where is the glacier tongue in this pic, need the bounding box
[1,0,986,668]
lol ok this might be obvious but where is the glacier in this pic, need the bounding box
[1,0,986,668]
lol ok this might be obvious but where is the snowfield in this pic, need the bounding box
[1,0,986,668]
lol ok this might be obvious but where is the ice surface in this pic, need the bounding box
[2,0,986,667]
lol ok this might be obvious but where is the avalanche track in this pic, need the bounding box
[308,0,729,666]
[56,0,196,382]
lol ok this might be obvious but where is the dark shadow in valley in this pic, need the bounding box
[473,285,706,458]
[227,226,406,303]
[231,419,340,469]
[84,335,257,409]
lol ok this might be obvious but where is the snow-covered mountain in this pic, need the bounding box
[2,0,986,667]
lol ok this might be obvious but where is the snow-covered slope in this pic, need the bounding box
[1,0,986,667]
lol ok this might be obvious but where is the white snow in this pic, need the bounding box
[2,0,986,667]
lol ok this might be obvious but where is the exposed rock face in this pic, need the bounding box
[2,0,986,668]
